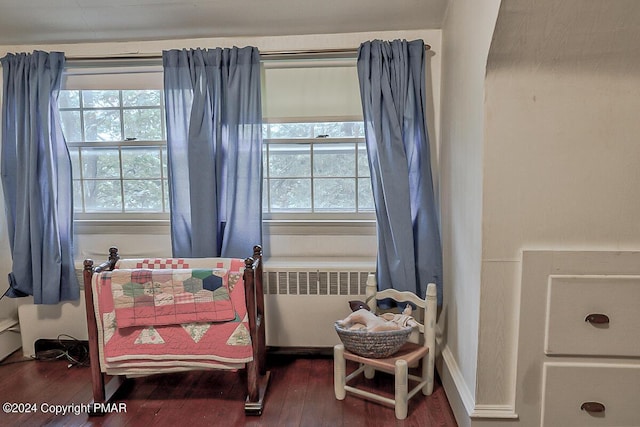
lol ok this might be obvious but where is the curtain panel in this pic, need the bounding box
[163,47,262,259]
[358,39,443,305]
[0,51,78,304]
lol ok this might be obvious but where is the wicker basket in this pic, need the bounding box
[334,322,412,358]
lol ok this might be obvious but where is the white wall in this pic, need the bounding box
[479,0,640,418]
[440,3,640,425]
[438,0,501,419]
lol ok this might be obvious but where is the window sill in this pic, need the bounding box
[74,218,376,236]
[263,256,376,270]
[75,219,170,235]
[264,219,376,236]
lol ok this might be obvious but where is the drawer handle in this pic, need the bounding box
[585,313,609,324]
[581,401,606,413]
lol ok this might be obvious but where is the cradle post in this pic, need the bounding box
[83,259,106,405]
[245,256,259,404]
[244,250,270,415]
[253,245,266,375]
[84,248,126,416]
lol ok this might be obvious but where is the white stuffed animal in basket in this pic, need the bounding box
[337,304,418,332]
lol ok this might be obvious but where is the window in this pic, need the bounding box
[59,64,168,220]
[261,58,373,220]
[263,121,373,215]
[61,57,374,225]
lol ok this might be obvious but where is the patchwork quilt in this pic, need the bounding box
[108,268,236,327]
[92,257,253,375]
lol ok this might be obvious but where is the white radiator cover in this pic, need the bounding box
[18,293,89,358]
[262,268,374,347]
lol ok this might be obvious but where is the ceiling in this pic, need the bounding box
[0,0,448,46]
[489,0,640,73]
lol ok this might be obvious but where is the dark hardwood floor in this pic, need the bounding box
[0,349,457,426]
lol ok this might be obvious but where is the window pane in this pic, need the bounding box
[357,143,369,177]
[314,178,355,211]
[84,110,122,142]
[81,148,120,179]
[82,90,120,108]
[262,145,268,174]
[123,108,162,140]
[59,90,79,108]
[265,123,314,138]
[83,180,122,211]
[121,147,161,179]
[313,143,355,177]
[73,180,83,212]
[270,179,311,211]
[122,90,161,107]
[60,111,82,142]
[268,143,310,177]
[123,180,163,211]
[161,148,168,179]
[265,122,365,139]
[358,177,374,211]
[262,178,269,212]
[163,179,169,211]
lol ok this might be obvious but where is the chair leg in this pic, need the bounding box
[364,365,375,379]
[423,352,434,395]
[394,359,409,420]
[334,344,346,400]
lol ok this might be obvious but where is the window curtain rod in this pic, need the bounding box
[64,45,431,64]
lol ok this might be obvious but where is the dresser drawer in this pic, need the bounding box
[545,275,640,357]
[542,363,640,427]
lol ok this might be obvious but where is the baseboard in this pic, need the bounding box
[440,344,476,415]
[440,344,518,422]
[470,404,518,419]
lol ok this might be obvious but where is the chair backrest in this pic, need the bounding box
[364,274,437,347]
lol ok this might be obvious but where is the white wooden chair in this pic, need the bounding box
[334,274,437,420]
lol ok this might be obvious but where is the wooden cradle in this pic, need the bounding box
[83,245,269,415]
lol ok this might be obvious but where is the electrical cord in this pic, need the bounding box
[34,334,90,368]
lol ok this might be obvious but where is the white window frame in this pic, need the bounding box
[60,61,170,233]
[260,57,375,234]
[262,121,373,216]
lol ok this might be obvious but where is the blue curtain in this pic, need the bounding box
[163,47,262,259]
[358,40,443,305]
[1,51,78,304]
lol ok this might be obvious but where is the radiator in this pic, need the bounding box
[262,266,375,348]
[264,270,372,296]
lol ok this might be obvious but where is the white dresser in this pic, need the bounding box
[516,251,640,427]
